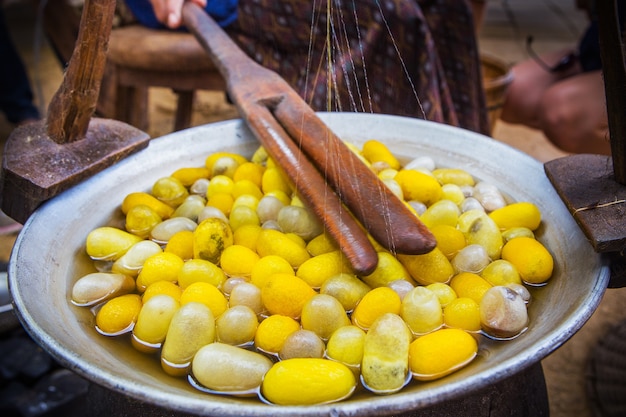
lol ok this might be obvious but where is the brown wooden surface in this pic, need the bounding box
[544,154,626,287]
[182,3,436,274]
[544,154,626,253]
[0,119,149,224]
[103,24,226,131]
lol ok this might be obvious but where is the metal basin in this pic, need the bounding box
[8,113,610,416]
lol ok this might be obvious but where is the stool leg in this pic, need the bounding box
[174,90,195,131]
[116,85,149,132]
[96,64,118,118]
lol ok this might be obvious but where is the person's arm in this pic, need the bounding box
[148,0,206,28]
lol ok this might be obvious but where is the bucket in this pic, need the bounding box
[481,54,514,133]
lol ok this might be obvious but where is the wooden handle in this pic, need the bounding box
[597,0,626,183]
[273,99,437,255]
[183,3,379,274]
[182,3,436,270]
[246,106,380,275]
[181,2,268,91]
[46,0,115,144]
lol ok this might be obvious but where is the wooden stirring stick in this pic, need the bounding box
[272,98,437,256]
[246,105,380,275]
[182,3,436,274]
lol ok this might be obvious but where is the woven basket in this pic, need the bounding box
[481,54,514,133]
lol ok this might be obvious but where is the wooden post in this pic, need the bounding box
[597,0,626,183]
[46,0,115,143]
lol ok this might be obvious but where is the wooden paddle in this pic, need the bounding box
[0,0,150,224]
[182,3,436,275]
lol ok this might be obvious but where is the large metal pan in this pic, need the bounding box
[8,113,610,416]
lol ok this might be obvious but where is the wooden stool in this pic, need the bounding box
[42,0,226,133]
[99,24,226,132]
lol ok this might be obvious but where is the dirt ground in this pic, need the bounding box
[1,1,626,417]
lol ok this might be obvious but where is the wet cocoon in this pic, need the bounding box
[261,358,356,405]
[192,343,273,393]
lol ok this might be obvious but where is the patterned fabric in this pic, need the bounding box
[123,0,238,29]
[226,0,489,135]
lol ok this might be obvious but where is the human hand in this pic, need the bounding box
[148,0,207,29]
